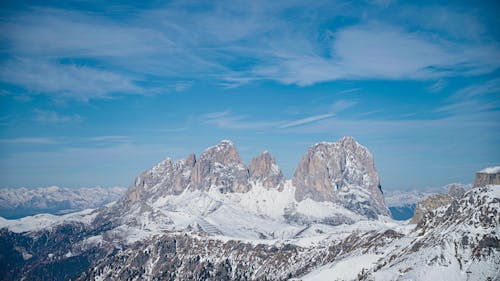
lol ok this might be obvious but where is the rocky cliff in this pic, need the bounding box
[409,184,466,224]
[292,137,389,218]
[249,151,284,190]
[123,137,389,220]
[190,140,250,193]
[473,166,500,187]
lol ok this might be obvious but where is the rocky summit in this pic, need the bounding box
[125,137,389,220]
[293,137,389,218]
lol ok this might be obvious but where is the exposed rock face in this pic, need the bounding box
[126,154,196,203]
[292,137,389,217]
[447,183,466,199]
[249,151,284,190]
[409,194,453,224]
[127,140,252,202]
[190,140,250,193]
[473,166,500,187]
[124,138,389,219]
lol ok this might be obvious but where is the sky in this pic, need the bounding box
[0,0,499,190]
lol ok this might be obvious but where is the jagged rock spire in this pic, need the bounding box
[249,150,285,190]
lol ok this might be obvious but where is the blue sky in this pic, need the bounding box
[0,0,499,189]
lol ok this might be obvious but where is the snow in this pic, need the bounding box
[479,166,500,174]
[303,253,382,281]
[0,208,97,233]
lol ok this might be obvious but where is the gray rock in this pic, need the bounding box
[409,194,453,224]
[447,184,465,199]
[189,140,250,193]
[125,154,196,203]
[249,151,285,190]
[473,167,500,187]
[292,136,389,217]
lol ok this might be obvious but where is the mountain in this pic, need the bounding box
[0,186,126,219]
[0,138,498,281]
[293,137,389,219]
[301,185,500,281]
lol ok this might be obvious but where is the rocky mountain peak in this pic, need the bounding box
[293,137,389,217]
[249,150,284,190]
[199,139,242,166]
[189,140,250,193]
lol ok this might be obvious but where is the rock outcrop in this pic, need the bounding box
[126,155,196,203]
[447,183,466,199]
[125,140,252,203]
[292,137,389,217]
[409,194,453,224]
[190,140,250,193]
[473,166,500,187]
[249,151,284,190]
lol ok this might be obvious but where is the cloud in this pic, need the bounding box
[88,136,134,144]
[279,113,335,128]
[427,79,446,93]
[453,78,500,98]
[204,99,357,130]
[1,2,499,100]
[1,59,142,101]
[255,24,500,85]
[0,137,58,144]
[202,111,283,130]
[33,109,83,123]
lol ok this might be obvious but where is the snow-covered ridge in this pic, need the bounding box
[0,186,126,218]
[478,166,500,174]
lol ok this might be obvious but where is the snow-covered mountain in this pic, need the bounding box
[0,138,497,281]
[0,186,126,219]
[301,185,499,281]
[99,137,390,241]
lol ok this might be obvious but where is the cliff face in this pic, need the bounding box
[292,137,389,217]
[248,151,284,190]
[124,137,390,219]
[409,184,466,224]
[473,166,500,187]
[409,194,453,224]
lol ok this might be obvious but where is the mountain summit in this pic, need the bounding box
[124,137,389,221]
[293,136,389,218]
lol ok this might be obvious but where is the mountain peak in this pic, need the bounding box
[293,136,389,218]
[191,140,250,193]
[249,150,284,189]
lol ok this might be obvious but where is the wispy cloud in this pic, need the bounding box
[1,2,498,100]
[0,137,58,144]
[33,109,83,123]
[202,111,283,130]
[453,78,500,98]
[427,79,446,93]
[88,135,134,144]
[2,59,142,101]
[279,113,335,128]
[203,100,357,130]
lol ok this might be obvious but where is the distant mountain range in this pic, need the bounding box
[0,138,498,281]
[384,183,471,220]
[0,186,126,219]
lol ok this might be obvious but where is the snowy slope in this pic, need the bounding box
[300,185,500,281]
